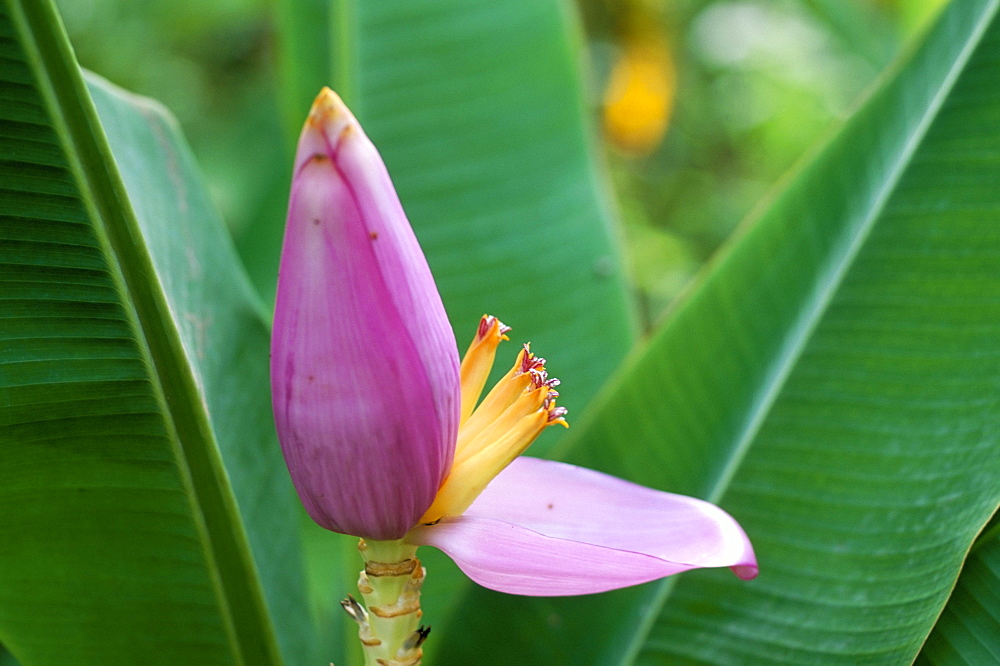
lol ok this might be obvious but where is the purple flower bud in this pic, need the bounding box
[270,88,460,540]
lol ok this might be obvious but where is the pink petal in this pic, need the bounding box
[271,89,460,540]
[407,457,757,595]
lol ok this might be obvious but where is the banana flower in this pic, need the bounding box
[271,88,756,663]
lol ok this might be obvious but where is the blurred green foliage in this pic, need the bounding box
[54,0,285,247]
[55,0,948,326]
[582,0,948,323]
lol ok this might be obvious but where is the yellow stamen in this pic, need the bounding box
[454,382,551,467]
[458,315,509,425]
[420,321,568,524]
[423,410,550,521]
[455,347,532,454]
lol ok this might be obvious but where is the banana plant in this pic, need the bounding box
[1,0,998,664]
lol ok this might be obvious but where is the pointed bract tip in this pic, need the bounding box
[402,625,431,652]
[308,87,351,127]
[295,87,359,171]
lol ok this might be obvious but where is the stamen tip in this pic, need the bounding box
[478,314,511,341]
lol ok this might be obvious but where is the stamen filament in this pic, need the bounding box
[419,321,568,524]
[423,410,550,521]
[458,315,510,425]
[453,386,552,466]
[455,358,532,451]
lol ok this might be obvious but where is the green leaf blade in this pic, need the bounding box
[352,1,636,426]
[629,1,1000,661]
[918,524,1000,664]
[440,0,1000,662]
[3,4,237,661]
[0,1,309,663]
[268,0,637,425]
[85,74,317,665]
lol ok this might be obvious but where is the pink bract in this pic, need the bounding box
[408,457,757,595]
[270,90,460,540]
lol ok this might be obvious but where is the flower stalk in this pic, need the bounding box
[344,539,429,666]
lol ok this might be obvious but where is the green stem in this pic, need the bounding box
[343,539,428,666]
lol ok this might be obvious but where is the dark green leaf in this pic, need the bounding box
[0,1,310,662]
[917,518,1000,664]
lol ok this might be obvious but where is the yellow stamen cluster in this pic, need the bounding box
[420,316,568,524]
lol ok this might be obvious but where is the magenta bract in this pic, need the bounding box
[270,89,460,540]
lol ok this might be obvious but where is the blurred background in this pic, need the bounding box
[55,0,948,330]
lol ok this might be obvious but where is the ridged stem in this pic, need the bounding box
[342,539,428,666]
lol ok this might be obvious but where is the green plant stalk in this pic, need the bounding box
[346,539,428,666]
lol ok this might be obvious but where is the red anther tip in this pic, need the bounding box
[477,315,511,341]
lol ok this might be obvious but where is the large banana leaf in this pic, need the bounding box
[0,1,311,663]
[439,0,1000,662]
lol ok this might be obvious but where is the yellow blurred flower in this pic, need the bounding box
[603,35,676,155]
